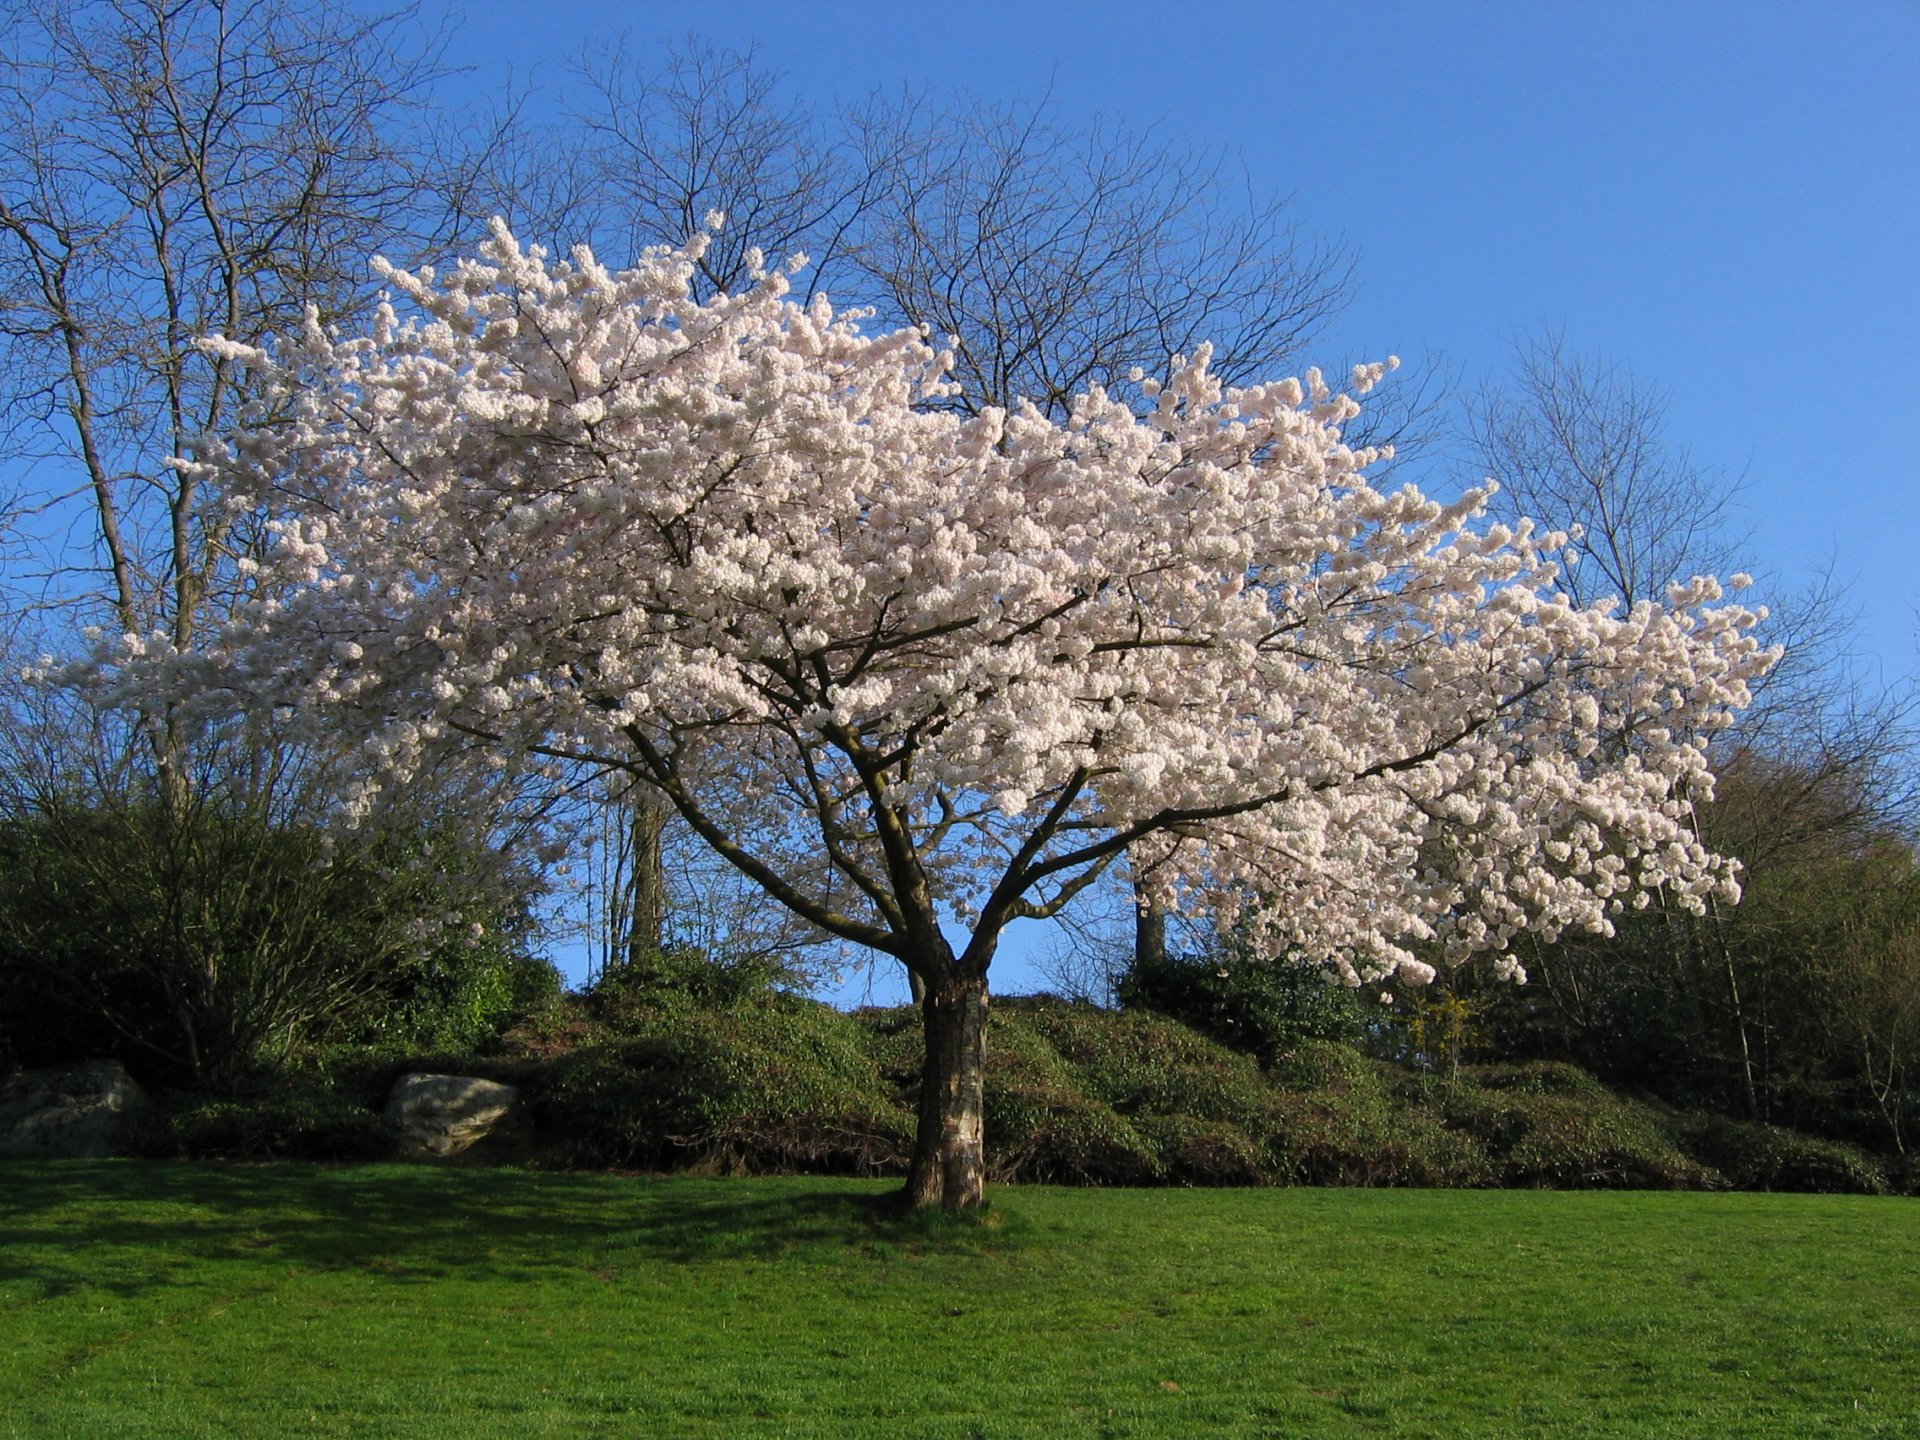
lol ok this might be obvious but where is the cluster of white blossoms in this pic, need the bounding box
[113,221,1776,986]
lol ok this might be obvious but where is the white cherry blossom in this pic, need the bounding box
[103,224,1774,1208]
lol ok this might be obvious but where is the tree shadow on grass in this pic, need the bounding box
[0,1160,1028,1300]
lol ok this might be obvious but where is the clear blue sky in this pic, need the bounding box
[439,0,1920,999]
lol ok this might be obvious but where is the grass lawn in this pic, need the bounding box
[1,1163,1915,1438]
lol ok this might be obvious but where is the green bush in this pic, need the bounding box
[1469,1061,1618,1103]
[132,1073,396,1162]
[1265,1047,1491,1187]
[1013,999,1276,1130]
[106,976,1900,1198]
[852,1004,1170,1185]
[0,800,547,1087]
[976,1009,1164,1185]
[346,947,563,1055]
[1267,1037,1385,1091]
[849,1004,924,1091]
[1422,1068,1708,1189]
[1133,1113,1270,1186]
[1118,942,1364,1064]
[585,945,792,1022]
[1675,1112,1891,1195]
[530,994,910,1174]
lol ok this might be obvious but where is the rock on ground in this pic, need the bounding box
[0,1060,148,1159]
[385,1072,521,1158]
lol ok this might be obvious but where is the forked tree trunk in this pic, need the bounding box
[905,971,990,1212]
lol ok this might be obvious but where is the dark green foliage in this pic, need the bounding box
[529,994,911,1174]
[975,1008,1164,1185]
[1132,1113,1269,1185]
[1013,999,1276,1130]
[130,1070,397,1162]
[0,800,547,1087]
[1485,757,1920,1152]
[1117,940,1365,1064]
[1674,1111,1892,1195]
[1416,1065,1710,1190]
[1264,1042,1492,1187]
[56,980,1901,1194]
[344,944,563,1056]
[847,1004,923,1092]
[848,998,1891,1193]
[586,943,793,1018]
[862,1000,1260,1185]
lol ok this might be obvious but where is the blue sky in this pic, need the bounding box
[437,0,1920,999]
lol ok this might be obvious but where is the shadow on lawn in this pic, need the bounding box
[0,1161,1024,1298]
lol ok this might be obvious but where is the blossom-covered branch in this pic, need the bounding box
[99,223,1774,1207]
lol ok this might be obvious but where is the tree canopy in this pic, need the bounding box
[102,225,1773,1207]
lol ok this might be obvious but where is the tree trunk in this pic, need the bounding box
[624,786,670,968]
[1698,902,1760,1120]
[905,971,989,1213]
[1134,879,1168,971]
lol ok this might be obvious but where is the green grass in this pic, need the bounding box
[3,1164,1916,1438]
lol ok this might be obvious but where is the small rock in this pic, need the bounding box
[385,1073,520,1158]
[0,1060,148,1159]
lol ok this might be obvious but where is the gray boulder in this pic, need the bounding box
[0,1060,148,1159]
[385,1072,521,1158]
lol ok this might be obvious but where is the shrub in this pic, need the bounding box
[849,1005,924,1092]
[345,946,563,1055]
[853,1004,1170,1185]
[1118,942,1364,1064]
[132,1072,396,1162]
[1422,1067,1709,1189]
[1675,1112,1891,1195]
[1267,1037,1384,1091]
[1013,999,1276,1130]
[585,945,792,1022]
[1133,1113,1270,1186]
[977,1009,1164,1185]
[530,994,910,1175]
[1264,1048,1490,1187]
[0,799,546,1087]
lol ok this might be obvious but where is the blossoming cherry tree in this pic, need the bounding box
[138,225,1772,1210]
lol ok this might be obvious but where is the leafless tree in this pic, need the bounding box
[0,0,481,796]
[1467,331,1748,609]
[846,96,1350,416]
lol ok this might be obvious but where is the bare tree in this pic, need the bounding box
[1467,331,1748,609]
[566,36,897,304]
[0,0,477,796]
[846,95,1350,416]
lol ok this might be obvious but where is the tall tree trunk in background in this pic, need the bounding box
[1133,879,1169,973]
[1704,903,1761,1121]
[623,785,670,968]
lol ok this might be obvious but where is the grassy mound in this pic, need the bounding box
[1410,1063,1711,1189]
